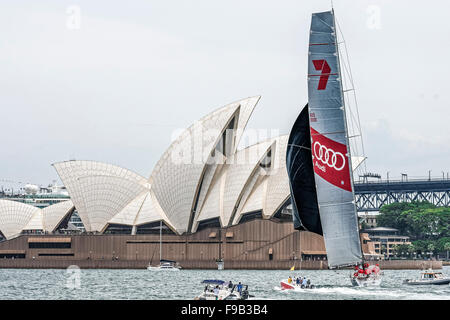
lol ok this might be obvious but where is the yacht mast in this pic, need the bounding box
[332,9,363,265]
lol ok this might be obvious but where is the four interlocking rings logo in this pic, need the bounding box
[313,141,346,171]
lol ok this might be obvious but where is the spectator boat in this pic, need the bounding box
[404,269,450,285]
[194,280,250,300]
[280,277,315,290]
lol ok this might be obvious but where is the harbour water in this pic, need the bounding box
[0,266,449,300]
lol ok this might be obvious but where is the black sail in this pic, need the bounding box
[286,104,322,235]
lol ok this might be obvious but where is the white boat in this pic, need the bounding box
[194,280,250,300]
[147,259,181,271]
[404,269,450,286]
[147,221,181,271]
[280,277,315,290]
[286,9,382,287]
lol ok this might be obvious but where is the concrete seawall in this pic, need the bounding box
[0,259,442,270]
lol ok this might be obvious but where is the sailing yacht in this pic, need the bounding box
[147,221,181,271]
[286,9,381,286]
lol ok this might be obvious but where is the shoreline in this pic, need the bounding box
[0,259,442,270]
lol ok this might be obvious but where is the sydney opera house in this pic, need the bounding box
[0,96,374,268]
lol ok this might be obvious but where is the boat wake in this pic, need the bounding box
[274,285,450,300]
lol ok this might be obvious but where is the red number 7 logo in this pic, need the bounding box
[312,59,331,90]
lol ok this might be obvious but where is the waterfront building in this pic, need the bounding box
[362,227,411,258]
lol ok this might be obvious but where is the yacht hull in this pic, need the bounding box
[351,276,382,287]
[404,279,450,285]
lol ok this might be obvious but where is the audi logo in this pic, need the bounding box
[313,141,346,171]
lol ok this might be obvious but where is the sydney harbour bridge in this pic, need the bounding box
[354,177,450,212]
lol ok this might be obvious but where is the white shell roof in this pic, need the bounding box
[263,135,290,218]
[42,200,75,232]
[234,175,267,224]
[194,135,291,229]
[192,165,227,231]
[0,200,40,239]
[107,192,148,226]
[0,200,74,240]
[221,139,275,226]
[52,160,150,232]
[23,210,44,231]
[149,96,260,234]
[46,97,293,236]
[134,191,175,230]
[106,190,175,232]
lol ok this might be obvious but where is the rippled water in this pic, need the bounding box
[0,267,449,300]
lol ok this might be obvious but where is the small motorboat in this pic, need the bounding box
[350,264,382,287]
[147,259,181,271]
[280,277,315,290]
[194,280,250,300]
[404,269,450,286]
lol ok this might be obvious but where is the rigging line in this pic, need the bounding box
[338,53,359,133]
[342,72,362,134]
[342,78,360,137]
[345,91,362,137]
[335,17,367,174]
[336,23,365,135]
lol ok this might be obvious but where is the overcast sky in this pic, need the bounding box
[1,0,449,188]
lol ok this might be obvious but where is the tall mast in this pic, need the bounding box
[332,9,363,265]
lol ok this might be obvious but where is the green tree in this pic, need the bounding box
[378,202,450,241]
[377,201,436,236]
[392,244,414,257]
[412,240,431,255]
[444,242,450,261]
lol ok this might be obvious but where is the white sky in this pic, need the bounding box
[1,0,449,188]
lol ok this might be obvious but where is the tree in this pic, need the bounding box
[377,201,436,236]
[392,244,414,257]
[378,202,449,241]
[444,242,450,261]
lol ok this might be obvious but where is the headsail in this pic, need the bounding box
[307,10,362,268]
[286,104,322,234]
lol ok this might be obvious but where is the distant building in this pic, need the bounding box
[362,227,411,258]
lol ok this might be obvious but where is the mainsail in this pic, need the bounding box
[306,10,362,268]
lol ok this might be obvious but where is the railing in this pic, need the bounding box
[355,176,450,185]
